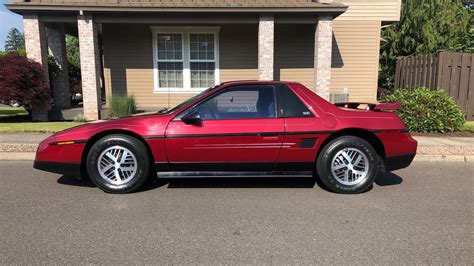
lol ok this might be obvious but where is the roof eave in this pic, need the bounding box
[5,4,347,15]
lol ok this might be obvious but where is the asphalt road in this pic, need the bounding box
[0,161,472,264]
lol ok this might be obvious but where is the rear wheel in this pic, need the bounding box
[316,136,379,194]
[86,134,149,193]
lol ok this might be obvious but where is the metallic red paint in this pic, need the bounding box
[34,81,417,176]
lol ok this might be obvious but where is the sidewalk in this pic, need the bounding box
[414,136,474,162]
[0,133,473,162]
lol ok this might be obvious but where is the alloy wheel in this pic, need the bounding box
[97,146,138,185]
[330,148,369,186]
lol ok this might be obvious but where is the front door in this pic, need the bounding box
[164,84,284,171]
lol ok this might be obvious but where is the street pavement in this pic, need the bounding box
[0,161,472,264]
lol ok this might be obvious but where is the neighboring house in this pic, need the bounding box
[6,0,401,121]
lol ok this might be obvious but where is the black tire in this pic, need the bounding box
[316,136,379,194]
[86,134,149,193]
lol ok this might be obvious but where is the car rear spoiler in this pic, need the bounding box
[334,102,401,112]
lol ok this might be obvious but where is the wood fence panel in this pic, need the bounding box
[449,53,461,100]
[394,59,400,89]
[440,53,452,95]
[430,55,437,89]
[421,55,428,87]
[468,55,474,120]
[436,51,444,89]
[458,54,470,115]
[395,51,474,120]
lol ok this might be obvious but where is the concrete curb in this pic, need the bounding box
[1,152,473,163]
[0,152,35,161]
[413,155,473,163]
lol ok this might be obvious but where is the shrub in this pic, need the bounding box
[108,94,137,118]
[0,49,25,58]
[73,113,88,122]
[384,87,465,133]
[0,52,50,112]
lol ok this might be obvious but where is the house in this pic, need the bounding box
[6,0,401,121]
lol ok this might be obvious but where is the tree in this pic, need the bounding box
[4,28,25,51]
[379,0,473,90]
[0,52,50,112]
[66,34,81,86]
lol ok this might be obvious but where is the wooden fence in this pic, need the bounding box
[394,51,474,120]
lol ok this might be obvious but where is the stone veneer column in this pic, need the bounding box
[78,14,101,120]
[258,15,274,80]
[47,23,71,109]
[23,14,50,121]
[314,15,333,100]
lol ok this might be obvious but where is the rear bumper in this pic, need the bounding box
[384,153,416,172]
[34,161,81,178]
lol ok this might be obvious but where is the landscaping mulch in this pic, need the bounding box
[411,132,474,137]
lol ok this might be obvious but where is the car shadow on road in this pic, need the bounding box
[144,176,318,190]
[149,172,403,191]
[375,172,403,186]
[56,171,403,192]
[57,175,95,187]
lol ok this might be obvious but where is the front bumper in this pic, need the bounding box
[34,135,85,178]
[33,161,82,178]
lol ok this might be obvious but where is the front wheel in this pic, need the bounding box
[86,134,150,193]
[316,136,379,194]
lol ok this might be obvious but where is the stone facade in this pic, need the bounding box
[23,14,50,121]
[78,14,102,121]
[314,15,333,100]
[47,23,71,109]
[258,15,274,81]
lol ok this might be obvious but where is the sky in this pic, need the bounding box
[0,0,23,51]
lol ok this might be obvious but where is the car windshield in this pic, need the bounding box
[157,85,220,114]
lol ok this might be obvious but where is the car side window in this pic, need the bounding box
[276,85,314,118]
[192,85,277,120]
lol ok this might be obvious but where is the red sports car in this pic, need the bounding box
[34,81,417,194]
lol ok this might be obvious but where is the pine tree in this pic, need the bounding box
[4,27,25,51]
[379,0,473,89]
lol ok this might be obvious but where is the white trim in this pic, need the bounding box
[151,26,220,93]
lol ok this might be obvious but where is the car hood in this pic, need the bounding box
[53,113,171,142]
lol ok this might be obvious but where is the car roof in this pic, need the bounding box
[219,80,297,87]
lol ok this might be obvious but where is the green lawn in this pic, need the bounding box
[0,106,85,133]
[461,121,474,133]
[0,107,29,118]
[0,122,85,133]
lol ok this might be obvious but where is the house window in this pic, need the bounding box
[157,34,183,88]
[190,34,215,88]
[152,27,220,93]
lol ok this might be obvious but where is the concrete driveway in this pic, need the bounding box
[0,161,472,264]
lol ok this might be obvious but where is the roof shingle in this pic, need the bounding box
[8,0,342,8]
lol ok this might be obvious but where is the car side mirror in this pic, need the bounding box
[181,111,203,126]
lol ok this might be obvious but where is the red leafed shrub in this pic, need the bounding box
[0,52,50,111]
